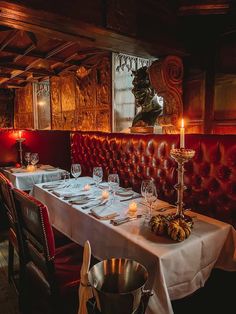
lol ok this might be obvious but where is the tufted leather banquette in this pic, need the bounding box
[71,132,236,228]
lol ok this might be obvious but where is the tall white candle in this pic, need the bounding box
[180,118,185,148]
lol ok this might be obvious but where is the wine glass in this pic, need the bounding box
[141,179,158,221]
[71,164,82,187]
[24,152,31,167]
[108,173,120,202]
[93,167,103,187]
[30,153,39,167]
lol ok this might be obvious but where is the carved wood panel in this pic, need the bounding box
[0,89,14,128]
[14,83,34,128]
[50,55,112,131]
[149,56,183,134]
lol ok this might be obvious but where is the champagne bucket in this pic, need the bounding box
[88,258,149,314]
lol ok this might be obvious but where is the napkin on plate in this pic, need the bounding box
[90,206,118,220]
[52,189,90,198]
[42,182,62,189]
[40,165,57,170]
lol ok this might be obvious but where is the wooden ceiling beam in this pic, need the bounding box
[178,3,230,15]
[0,28,18,51]
[0,62,54,75]
[13,43,36,62]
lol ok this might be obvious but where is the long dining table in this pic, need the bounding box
[32,176,236,314]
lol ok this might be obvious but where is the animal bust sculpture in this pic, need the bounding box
[131,66,162,127]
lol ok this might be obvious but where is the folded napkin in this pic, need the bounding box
[9,167,28,173]
[42,182,62,189]
[40,165,57,170]
[53,189,90,198]
[90,205,118,220]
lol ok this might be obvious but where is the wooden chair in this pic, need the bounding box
[12,188,84,314]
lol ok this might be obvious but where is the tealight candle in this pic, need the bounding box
[102,189,109,199]
[84,184,91,191]
[128,201,137,217]
[27,165,35,172]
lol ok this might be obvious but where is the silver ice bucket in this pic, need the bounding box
[88,258,149,314]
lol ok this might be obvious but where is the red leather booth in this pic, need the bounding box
[71,132,236,228]
[0,129,236,228]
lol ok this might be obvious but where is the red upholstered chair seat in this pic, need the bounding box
[54,242,83,295]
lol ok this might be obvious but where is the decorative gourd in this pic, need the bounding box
[149,215,168,236]
[167,218,192,242]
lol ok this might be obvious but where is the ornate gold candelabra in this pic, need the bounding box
[16,137,26,167]
[170,148,195,218]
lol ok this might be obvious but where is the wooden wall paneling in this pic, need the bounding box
[60,74,76,130]
[14,83,34,128]
[106,0,137,36]
[183,71,205,133]
[50,76,62,129]
[0,89,14,128]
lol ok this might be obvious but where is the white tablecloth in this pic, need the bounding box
[32,177,236,314]
[2,166,65,191]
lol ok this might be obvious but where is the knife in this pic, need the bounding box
[119,195,141,202]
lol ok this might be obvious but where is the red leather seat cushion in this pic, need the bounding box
[54,242,84,295]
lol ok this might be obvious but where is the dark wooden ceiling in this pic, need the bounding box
[0,25,108,88]
[0,0,235,88]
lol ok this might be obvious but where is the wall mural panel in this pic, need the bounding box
[0,89,14,128]
[51,54,111,131]
[14,84,34,129]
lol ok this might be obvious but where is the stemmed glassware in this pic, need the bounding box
[71,163,82,187]
[30,153,39,167]
[108,173,120,203]
[141,179,158,221]
[93,167,103,187]
[24,152,31,167]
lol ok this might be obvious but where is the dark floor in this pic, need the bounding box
[0,228,235,314]
[0,232,20,314]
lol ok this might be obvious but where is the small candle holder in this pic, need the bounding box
[16,137,26,167]
[101,189,109,200]
[170,148,195,218]
[128,201,138,217]
[26,165,35,172]
[84,184,91,191]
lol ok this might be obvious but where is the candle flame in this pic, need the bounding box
[181,118,184,128]
[19,130,22,138]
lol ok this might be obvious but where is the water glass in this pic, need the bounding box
[108,173,120,202]
[141,179,158,220]
[30,153,39,166]
[71,164,82,187]
[24,152,31,166]
[93,167,103,186]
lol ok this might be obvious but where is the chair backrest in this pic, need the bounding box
[0,172,16,229]
[12,188,56,280]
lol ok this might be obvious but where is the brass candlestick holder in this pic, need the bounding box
[170,148,195,218]
[16,137,26,167]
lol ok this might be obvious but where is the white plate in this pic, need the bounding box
[116,190,134,197]
[44,168,58,171]
[98,182,109,189]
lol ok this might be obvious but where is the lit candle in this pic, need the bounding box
[180,118,185,148]
[128,201,137,217]
[19,130,22,139]
[27,165,35,172]
[102,189,109,199]
[84,184,91,191]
